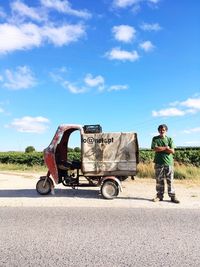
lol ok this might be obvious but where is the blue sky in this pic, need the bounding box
[0,0,200,151]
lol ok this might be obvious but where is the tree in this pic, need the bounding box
[25,146,36,153]
[74,147,81,152]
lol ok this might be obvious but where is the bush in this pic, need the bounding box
[68,151,81,161]
[74,147,81,153]
[25,146,36,153]
[174,149,200,167]
[139,150,154,163]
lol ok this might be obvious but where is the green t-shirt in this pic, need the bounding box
[151,135,175,166]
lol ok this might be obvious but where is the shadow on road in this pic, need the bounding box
[117,196,153,202]
[0,188,101,199]
[0,189,154,202]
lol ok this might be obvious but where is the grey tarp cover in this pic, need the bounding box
[81,132,138,176]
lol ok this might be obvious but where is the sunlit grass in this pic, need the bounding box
[174,162,200,180]
[0,163,46,173]
[137,162,154,179]
[137,162,200,181]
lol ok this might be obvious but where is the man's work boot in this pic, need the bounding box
[171,196,180,204]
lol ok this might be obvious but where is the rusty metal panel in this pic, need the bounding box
[81,132,138,176]
[44,124,83,184]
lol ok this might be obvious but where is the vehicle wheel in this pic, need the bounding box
[36,177,51,195]
[101,181,119,199]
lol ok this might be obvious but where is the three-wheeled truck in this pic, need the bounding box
[36,124,139,199]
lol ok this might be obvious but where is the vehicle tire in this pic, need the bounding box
[101,181,119,199]
[36,177,51,195]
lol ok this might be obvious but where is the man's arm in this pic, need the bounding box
[154,146,174,154]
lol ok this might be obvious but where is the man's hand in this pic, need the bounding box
[165,146,174,154]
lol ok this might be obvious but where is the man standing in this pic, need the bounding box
[151,124,180,203]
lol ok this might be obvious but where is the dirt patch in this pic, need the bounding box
[0,171,199,208]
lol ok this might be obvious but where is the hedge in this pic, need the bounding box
[0,148,200,167]
[0,151,81,166]
[139,148,200,167]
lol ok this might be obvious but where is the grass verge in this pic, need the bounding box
[1,162,200,182]
[137,162,200,182]
[0,163,46,173]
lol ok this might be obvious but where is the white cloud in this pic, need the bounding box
[0,23,86,54]
[148,0,160,4]
[40,0,91,19]
[180,98,200,110]
[152,108,185,117]
[108,85,128,91]
[84,74,104,88]
[0,23,42,54]
[11,0,44,22]
[50,69,88,94]
[0,0,88,54]
[49,67,68,83]
[183,127,200,134]
[131,4,141,14]
[62,81,88,94]
[1,66,36,90]
[106,47,139,62]
[9,0,91,21]
[6,116,50,133]
[113,0,140,8]
[139,40,155,52]
[62,74,105,94]
[140,22,162,31]
[43,24,85,46]
[0,107,5,113]
[112,25,136,43]
[152,96,200,118]
[113,0,160,9]
[51,69,129,94]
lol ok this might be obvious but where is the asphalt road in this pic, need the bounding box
[0,207,200,267]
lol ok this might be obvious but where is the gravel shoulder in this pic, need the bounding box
[0,171,200,209]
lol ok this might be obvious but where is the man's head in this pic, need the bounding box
[158,124,168,137]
